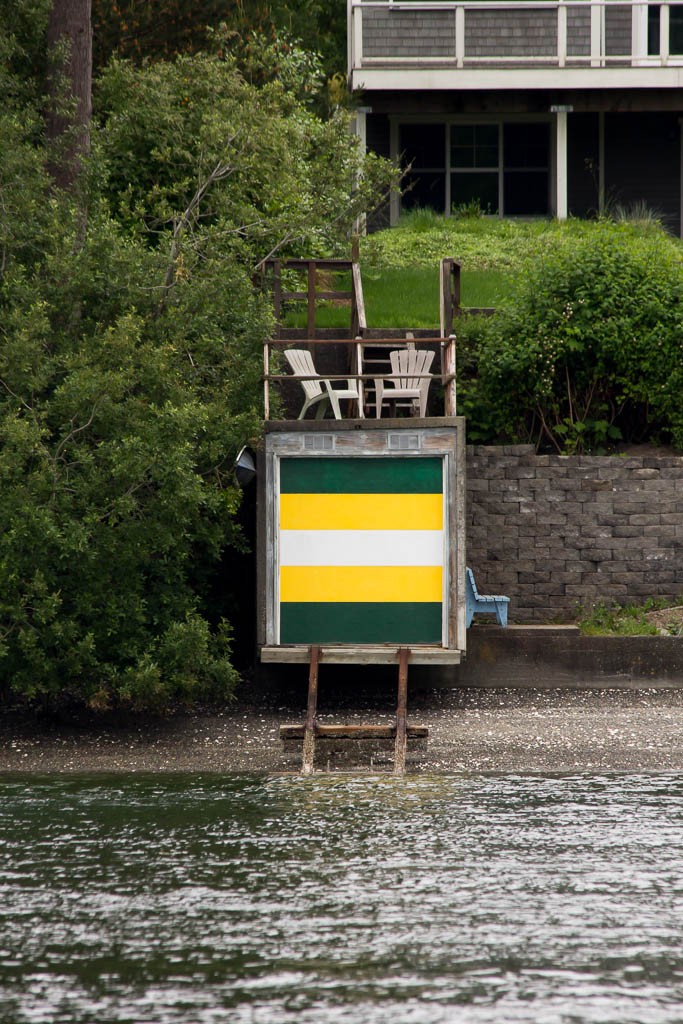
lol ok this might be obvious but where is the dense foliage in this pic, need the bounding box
[0,7,395,712]
[458,224,683,452]
[92,0,347,88]
[362,213,683,452]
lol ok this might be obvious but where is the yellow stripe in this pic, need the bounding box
[279,493,443,531]
[280,565,443,603]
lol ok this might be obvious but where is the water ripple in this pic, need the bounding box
[1,772,683,1022]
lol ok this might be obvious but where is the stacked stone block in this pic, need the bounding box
[467,445,683,622]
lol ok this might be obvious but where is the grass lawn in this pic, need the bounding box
[284,267,510,330]
[283,211,682,331]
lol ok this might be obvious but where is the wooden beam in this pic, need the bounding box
[394,647,409,775]
[261,645,463,665]
[302,645,320,775]
[273,260,282,337]
[351,262,367,336]
[307,262,317,340]
[282,724,428,741]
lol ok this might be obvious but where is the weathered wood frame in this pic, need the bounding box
[258,418,466,665]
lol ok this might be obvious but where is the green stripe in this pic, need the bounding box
[280,602,442,644]
[280,457,442,494]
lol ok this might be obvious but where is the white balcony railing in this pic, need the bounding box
[349,0,683,74]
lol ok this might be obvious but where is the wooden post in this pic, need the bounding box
[302,645,320,775]
[263,340,270,421]
[440,258,461,338]
[660,4,670,65]
[452,260,461,314]
[442,334,457,417]
[307,261,317,340]
[351,262,366,338]
[557,0,567,67]
[355,336,365,419]
[394,647,409,776]
[273,260,282,336]
[455,5,465,67]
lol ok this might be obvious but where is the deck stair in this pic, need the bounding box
[280,647,428,774]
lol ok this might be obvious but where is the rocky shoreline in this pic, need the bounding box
[4,687,683,773]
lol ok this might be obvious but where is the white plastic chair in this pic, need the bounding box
[284,349,360,420]
[375,348,434,418]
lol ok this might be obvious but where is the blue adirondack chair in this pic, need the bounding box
[465,567,509,628]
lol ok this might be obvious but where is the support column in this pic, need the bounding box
[353,107,370,236]
[552,106,570,220]
[302,645,320,775]
[394,648,409,776]
[598,111,606,216]
[680,118,683,239]
[389,117,400,227]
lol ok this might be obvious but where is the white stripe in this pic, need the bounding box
[280,530,443,567]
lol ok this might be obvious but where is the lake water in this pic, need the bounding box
[2,773,683,1024]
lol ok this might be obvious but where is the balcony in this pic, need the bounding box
[349,0,683,91]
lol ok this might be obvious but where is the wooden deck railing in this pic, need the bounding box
[259,257,367,340]
[350,0,683,71]
[263,336,457,420]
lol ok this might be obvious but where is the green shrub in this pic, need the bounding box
[460,223,683,452]
[578,597,683,636]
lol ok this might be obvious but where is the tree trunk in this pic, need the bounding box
[46,0,92,192]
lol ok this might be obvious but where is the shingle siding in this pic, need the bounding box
[465,9,556,58]
[605,4,632,56]
[364,9,456,58]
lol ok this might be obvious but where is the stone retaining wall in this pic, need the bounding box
[466,445,683,622]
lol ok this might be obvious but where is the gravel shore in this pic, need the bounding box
[4,688,683,773]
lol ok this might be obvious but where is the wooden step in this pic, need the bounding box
[281,724,428,741]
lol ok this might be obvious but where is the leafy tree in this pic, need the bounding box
[94,44,395,269]
[0,30,396,712]
[92,0,347,81]
[46,0,92,190]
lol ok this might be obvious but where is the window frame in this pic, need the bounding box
[393,114,552,219]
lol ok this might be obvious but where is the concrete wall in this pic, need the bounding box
[467,445,683,622]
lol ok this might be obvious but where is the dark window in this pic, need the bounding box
[451,124,499,170]
[397,119,551,218]
[450,124,499,213]
[648,6,683,54]
[451,172,499,213]
[402,172,446,212]
[502,123,549,215]
[673,7,683,53]
[399,123,446,213]
[399,124,446,171]
[503,172,549,215]
[503,123,549,169]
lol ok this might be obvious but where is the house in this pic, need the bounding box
[348,0,683,235]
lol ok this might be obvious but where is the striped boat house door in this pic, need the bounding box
[260,420,466,667]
